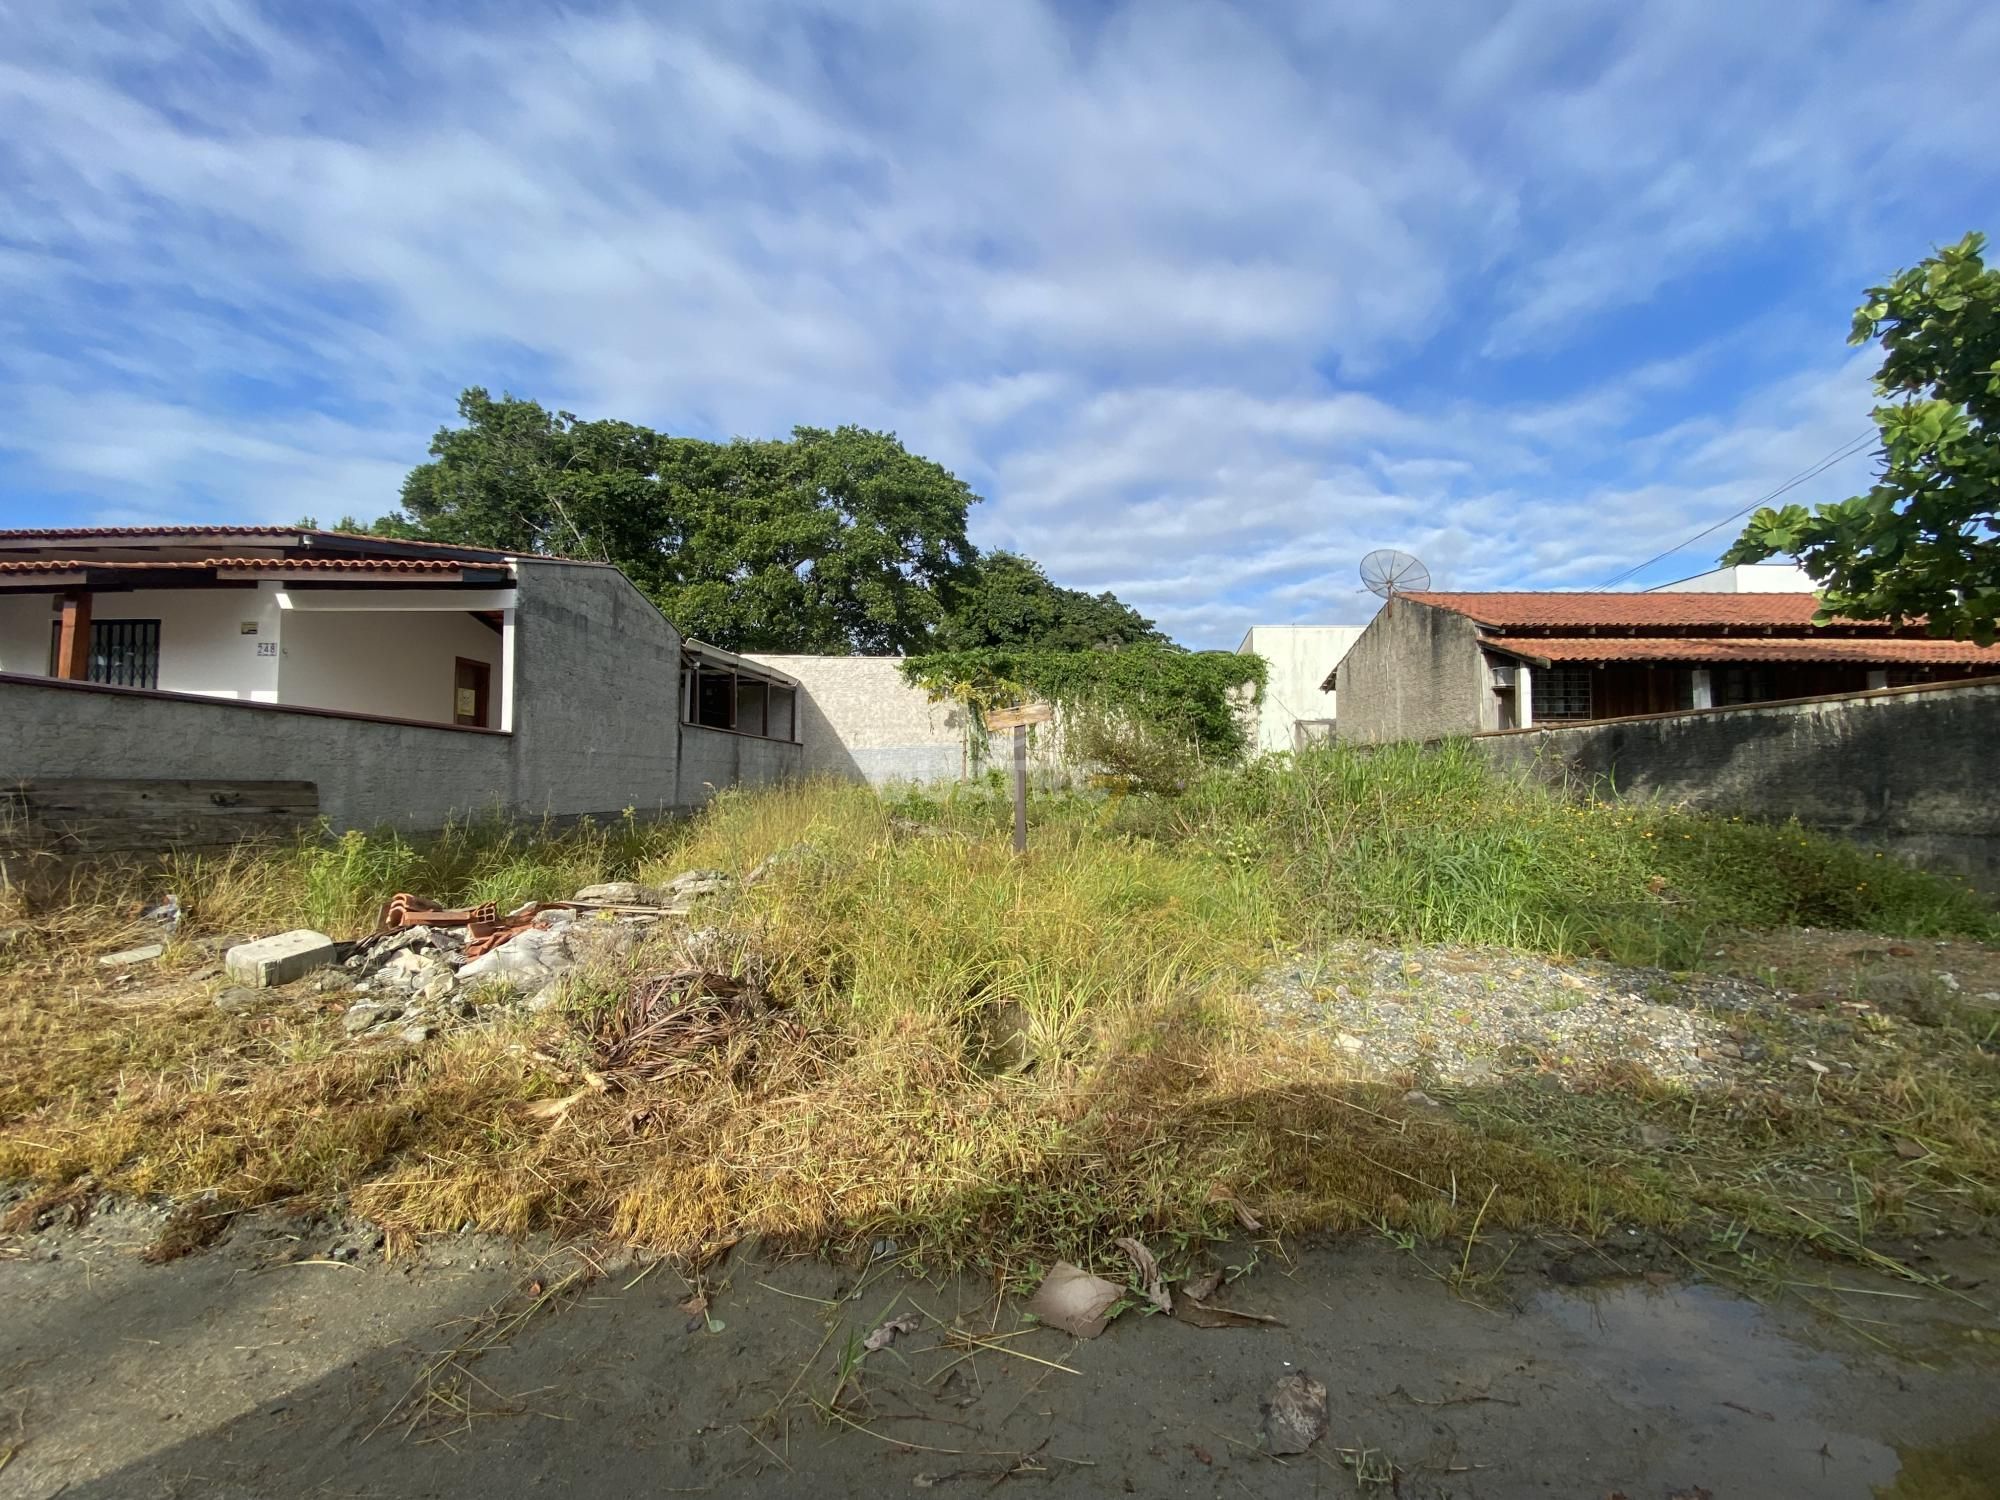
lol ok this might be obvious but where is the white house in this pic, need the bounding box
[1236,625,1366,753]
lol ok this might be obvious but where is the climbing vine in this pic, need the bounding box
[898,646,1266,762]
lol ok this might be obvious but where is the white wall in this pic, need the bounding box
[1237,626,1366,753]
[280,609,502,724]
[0,595,53,675]
[746,654,969,784]
[0,586,284,699]
[1650,563,1817,593]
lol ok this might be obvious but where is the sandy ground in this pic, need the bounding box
[3,1208,1997,1498]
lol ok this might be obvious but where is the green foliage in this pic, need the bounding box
[1727,231,2000,642]
[899,645,1266,763]
[934,550,1166,650]
[1174,741,1994,965]
[374,389,980,653]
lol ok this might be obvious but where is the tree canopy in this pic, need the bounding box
[370,389,979,653]
[354,388,1164,655]
[933,550,1165,651]
[1727,232,2000,641]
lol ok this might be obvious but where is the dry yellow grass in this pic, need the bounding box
[2,769,1994,1277]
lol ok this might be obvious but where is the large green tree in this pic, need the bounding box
[374,389,981,653]
[1727,232,2000,641]
[934,550,1166,650]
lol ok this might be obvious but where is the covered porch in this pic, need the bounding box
[0,530,518,731]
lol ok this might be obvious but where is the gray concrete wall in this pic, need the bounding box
[1473,680,2000,891]
[746,654,969,785]
[504,559,683,816]
[0,559,701,830]
[1334,598,1492,744]
[0,674,515,828]
[674,724,801,806]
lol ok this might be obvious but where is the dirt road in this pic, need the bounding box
[2,1206,1995,1497]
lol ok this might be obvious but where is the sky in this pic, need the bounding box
[2,2,1996,648]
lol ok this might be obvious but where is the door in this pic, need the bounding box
[453,657,491,728]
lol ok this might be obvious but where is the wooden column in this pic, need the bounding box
[54,591,92,680]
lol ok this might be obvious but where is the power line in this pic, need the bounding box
[1590,430,1877,591]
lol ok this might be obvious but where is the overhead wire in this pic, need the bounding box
[1589,430,1877,591]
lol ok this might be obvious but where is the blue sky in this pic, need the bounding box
[3,1,1996,647]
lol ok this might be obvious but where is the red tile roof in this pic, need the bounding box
[0,526,522,558]
[1486,635,2000,666]
[0,557,475,574]
[1402,591,1827,628]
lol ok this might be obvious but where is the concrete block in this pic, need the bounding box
[227,929,338,988]
[99,943,166,968]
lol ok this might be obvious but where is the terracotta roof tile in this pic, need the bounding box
[0,526,522,558]
[0,557,473,573]
[1485,635,2000,665]
[1402,591,1827,628]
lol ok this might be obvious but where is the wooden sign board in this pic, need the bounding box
[987,702,1054,731]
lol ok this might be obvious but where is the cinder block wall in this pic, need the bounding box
[1474,680,2000,892]
[674,724,801,806]
[746,655,968,785]
[1334,600,1492,744]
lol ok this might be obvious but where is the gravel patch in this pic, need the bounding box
[1253,943,1783,1090]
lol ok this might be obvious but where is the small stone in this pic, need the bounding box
[399,1023,437,1044]
[1261,1372,1328,1455]
[313,971,350,994]
[1332,1032,1365,1054]
[1936,972,1961,993]
[343,1001,401,1035]
[418,970,457,1004]
[227,930,338,988]
[1403,1089,1446,1111]
[214,986,259,1013]
[1637,1122,1675,1150]
[98,943,166,968]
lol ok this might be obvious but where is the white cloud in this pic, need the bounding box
[0,0,1989,644]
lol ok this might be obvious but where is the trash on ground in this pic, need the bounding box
[1115,1237,1171,1313]
[1025,1261,1125,1339]
[864,1314,922,1352]
[98,943,165,968]
[1262,1371,1329,1454]
[1171,1266,1281,1328]
[1206,1185,1264,1232]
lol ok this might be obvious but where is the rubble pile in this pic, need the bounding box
[221,869,742,1044]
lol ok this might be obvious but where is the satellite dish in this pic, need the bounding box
[1359,549,1431,599]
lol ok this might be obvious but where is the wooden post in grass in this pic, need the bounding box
[988,702,1053,856]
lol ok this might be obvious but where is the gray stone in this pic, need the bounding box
[399,1023,437,1044]
[343,1000,402,1035]
[1261,1372,1328,1455]
[227,930,338,988]
[663,869,735,901]
[573,881,655,905]
[417,969,458,1004]
[98,943,166,968]
[214,986,259,1013]
[456,926,573,988]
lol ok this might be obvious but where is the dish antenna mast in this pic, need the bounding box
[1359,549,1431,600]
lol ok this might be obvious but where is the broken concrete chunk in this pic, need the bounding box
[417,969,458,1004]
[99,942,167,968]
[1261,1371,1328,1455]
[662,869,735,902]
[343,1000,403,1034]
[227,930,337,988]
[457,926,572,987]
[213,986,259,1013]
[399,1023,437,1044]
[1026,1261,1125,1339]
[572,881,655,905]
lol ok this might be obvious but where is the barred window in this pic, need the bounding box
[49,618,161,689]
[1531,665,1593,721]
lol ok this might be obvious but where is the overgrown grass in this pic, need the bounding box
[1,746,1993,1274]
